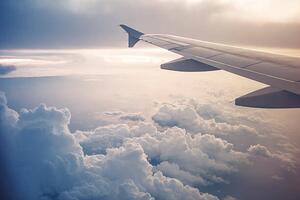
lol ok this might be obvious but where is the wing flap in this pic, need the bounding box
[235,87,300,108]
[189,55,300,95]
[161,57,220,72]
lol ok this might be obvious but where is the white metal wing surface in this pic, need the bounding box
[120,25,300,108]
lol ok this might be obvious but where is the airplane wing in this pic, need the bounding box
[120,24,300,108]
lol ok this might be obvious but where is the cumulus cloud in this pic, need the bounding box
[152,102,259,137]
[156,161,209,186]
[0,92,221,200]
[1,90,299,200]
[0,98,84,199]
[248,144,296,170]
[0,64,16,75]
[61,141,219,200]
[77,121,249,187]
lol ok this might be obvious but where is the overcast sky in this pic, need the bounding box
[1,0,300,49]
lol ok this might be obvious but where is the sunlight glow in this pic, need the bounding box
[0,58,67,66]
[172,0,300,23]
[1,47,299,78]
[224,0,300,23]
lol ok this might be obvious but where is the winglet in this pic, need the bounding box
[120,24,144,48]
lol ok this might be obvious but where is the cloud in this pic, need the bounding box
[223,196,238,200]
[103,111,146,121]
[248,144,296,169]
[152,102,259,137]
[1,89,299,200]
[248,144,273,158]
[1,0,300,48]
[0,92,220,200]
[120,113,145,121]
[0,91,18,128]
[61,141,218,200]
[103,111,123,116]
[133,128,248,185]
[77,119,249,187]
[0,91,20,199]
[2,102,84,200]
[156,161,209,186]
[76,122,157,155]
[0,64,16,75]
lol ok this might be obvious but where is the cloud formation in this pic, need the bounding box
[0,64,16,75]
[1,0,300,48]
[120,113,145,122]
[1,90,299,200]
[0,92,220,200]
[248,144,273,157]
[152,102,259,137]
[248,144,296,169]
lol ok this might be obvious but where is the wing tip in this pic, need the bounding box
[120,24,144,48]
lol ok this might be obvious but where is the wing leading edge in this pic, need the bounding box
[120,24,300,108]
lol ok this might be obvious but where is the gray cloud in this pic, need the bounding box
[248,144,273,158]
[120,113,145,122]
[223,196,238,200]
[0,64,16,75]
[1,0,300,48]
[248,144,296,169]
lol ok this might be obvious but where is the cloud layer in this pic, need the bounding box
[1,90,299,200]
[0,92,220,200]
[0,64,16,75]
[1,0,300,48]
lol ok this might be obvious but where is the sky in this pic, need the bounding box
[1,0,300,48]
[1,1,300,200]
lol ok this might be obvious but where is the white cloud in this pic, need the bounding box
[0,92,220,200]
[78,121,249,186]
[1,90,299,200]
[134,128,248,184]
[152,102,259,137]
